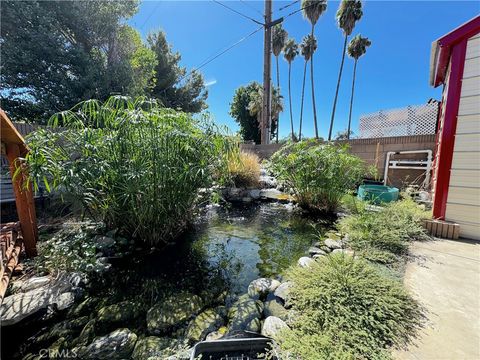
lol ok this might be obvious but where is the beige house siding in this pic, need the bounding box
[445,34,480,240]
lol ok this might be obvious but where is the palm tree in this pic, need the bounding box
[248,85,284,141]
[299,34,316,141]
[301,0,327,139]
[283,38,299,141]
[328,0,363,140]
[347,34,371,139]
[272,24,288,143]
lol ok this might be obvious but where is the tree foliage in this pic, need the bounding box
[147,31,208,113]
[0,1,207,123]
[230,82,282,144]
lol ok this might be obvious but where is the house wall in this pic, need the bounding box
[241,134,436,188]
[445,32,480,240]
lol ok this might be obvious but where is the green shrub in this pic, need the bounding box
[338,198,430,259]
[269,141,366,212]
[276,254,422,359]
[25,96,231,246]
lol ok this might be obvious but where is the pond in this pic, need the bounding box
[3,202,333,359]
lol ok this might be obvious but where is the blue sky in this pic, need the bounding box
[129,1,479,139]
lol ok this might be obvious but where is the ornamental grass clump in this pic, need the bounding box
[24,96,232,247]
[225,150,261,188]
[338,197,430,262]
[276,254,422,359]
[269,140,366,212]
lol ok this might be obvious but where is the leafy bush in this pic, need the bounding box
[338,198,430,260]
[276,254,422,359]
[225,151,261,188]
[269,140,366,212]
[25,96,231,246]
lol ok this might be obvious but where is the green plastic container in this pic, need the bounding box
[357,184,399,204]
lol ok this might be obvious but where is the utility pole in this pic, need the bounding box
[262,0,272,145]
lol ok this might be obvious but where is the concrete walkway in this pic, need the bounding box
[394,238,480,360]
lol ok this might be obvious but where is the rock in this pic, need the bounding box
[324,238,342,250]
[263,298,288,321]
[165,347,194,360]
[259,175,277,189]
[246,317,261,333]
[227,294,263,332]
[273,282,292,304]
[205,326,227,341]
[332,248,355,256]
[308,247,327,256]
[247,278,280,298]
[15,276,51,293]
[68,297,99,317]
[97,301,142,328]
[297,257,314,268]
[73,319,97,346]
[147,292,203,334]
[0,274,79,326]
[261,316,289,338]
[186,308,224,342]
[313,254,325,260]
[132,336,171,360]
[248,189,261,199]
[79,328,137,359]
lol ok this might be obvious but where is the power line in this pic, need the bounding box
[212,0,264,26]
[278,0,299,12]
[239,0,264,17]
[160,26,263,94]
[139,1,162,30]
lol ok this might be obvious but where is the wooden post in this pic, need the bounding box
[5,143,38,257]
[262,0,272,145]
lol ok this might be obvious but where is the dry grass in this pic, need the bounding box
[227,151,261,188]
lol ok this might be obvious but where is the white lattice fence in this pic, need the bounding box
[359,103,438,138]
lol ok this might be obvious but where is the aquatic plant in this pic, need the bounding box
[24,96,232,246]
[269,140,365,212]
[276,254,422,359]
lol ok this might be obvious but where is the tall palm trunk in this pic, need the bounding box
[310,25,318,139]
[328,34,348,141]
[276,56,280,143]
[299,59,307,141]
[347,59,358,139]
[288,63,294,141]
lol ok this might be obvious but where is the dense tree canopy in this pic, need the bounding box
[148,31,208,113]
[230,82,282,144]
[0,0,207,123]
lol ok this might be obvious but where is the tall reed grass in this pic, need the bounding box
[25,96,233,246]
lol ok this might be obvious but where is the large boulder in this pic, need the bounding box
[273,282,292,303]
[147,292,203,334]
[261,316,289,338]
[185,307,225,342]
[263,297,288,321]
[227,294,263,332]
[297,257,314,268]
[324,238,342,250]
[79,328,137,359]
[0,273,80,326]
[132,336,171,360]
[97,300,142,329]
[247,278,280,299]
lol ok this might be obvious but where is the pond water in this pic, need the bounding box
[4,202,332,359]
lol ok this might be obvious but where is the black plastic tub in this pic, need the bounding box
[191,334,277,360]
